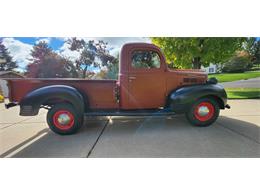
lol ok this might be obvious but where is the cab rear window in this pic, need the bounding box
[131,51,160,69]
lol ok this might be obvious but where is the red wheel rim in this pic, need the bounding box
[194,102,215,122]
[53,110,75,130]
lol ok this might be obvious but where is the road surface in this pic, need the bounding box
[220,77,260,88]
[0,100,259,157]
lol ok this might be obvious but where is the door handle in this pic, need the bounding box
[129,76,136,80]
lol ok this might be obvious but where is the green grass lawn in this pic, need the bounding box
[209,71,260,83]
[226,88,260,99]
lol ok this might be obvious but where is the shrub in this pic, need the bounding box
[222,51,250,73]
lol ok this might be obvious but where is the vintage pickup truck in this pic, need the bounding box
[4,43,230,135]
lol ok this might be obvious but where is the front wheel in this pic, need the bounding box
[185,98,220,127]
[47,103,84,135]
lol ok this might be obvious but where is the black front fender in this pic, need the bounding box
[168,84,228,113]
[19,85,85,116]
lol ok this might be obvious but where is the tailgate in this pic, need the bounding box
[3,79,38,103]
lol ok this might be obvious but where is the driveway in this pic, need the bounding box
[0,100,259,157]
[220,77,260,88]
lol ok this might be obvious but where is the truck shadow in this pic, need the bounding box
[1,119,107,158]
[2,115,259,158]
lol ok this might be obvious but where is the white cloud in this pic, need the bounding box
[58,41,81,62]
[2,38,33,70]
[58,37,151,58]
[92,37,151,57]
[82,37,150,48]
[36,37,51,44]
[96,37,151,47]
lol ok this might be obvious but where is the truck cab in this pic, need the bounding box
[119,43,207,110]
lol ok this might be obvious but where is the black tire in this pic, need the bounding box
[47,103,84,135]
[185,98,220,127]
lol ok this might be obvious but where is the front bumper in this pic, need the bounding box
[5,102,18,109]
[225,104,231,109]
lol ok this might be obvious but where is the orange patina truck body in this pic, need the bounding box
[6,43,207,110]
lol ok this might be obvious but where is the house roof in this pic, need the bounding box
[0,71,24,77]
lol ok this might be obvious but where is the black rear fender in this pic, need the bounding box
[19,85,86,116]
[167,84,228,113]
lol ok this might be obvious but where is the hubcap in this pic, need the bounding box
[57,113,71,125]
[194,102,215,122]
[53,110,75,130]
[197,106,210,116]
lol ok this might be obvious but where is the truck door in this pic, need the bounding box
[127,49,166,109]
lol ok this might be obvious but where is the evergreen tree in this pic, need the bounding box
[0,39,18,71]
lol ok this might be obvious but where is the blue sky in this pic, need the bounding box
[15,37,65,50]
[1,37,150,71]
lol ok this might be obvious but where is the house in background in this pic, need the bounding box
[0,71,24,97]
[201,63,220,74]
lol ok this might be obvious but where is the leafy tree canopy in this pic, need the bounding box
[151,37,246,69]
[243,38,260,65]
[26,41,77,78]
[66,38,117,78]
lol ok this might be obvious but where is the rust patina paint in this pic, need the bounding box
[6,43,207,110]
[8,79,119,109]
[120,43,207,109]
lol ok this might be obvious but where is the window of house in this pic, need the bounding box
[209,67,214,73]
[131,51,160,69]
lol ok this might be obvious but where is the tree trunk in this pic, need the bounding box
[192,57,201,69]
[82,67,87,78]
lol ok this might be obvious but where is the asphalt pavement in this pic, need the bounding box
[0,100,259,157]
[220,77,260,88]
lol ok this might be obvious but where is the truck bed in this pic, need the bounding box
[5,78,119,109]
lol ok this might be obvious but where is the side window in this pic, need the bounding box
[131,50,161,69]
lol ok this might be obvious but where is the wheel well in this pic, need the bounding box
[197,95,225,109]
[41,91,89,112]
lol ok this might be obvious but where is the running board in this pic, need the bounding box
[84,109,176,117]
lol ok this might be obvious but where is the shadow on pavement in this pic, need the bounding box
[0,128,49,158]
[2,120,107,158]
[217,116,260,144]
[89,116,260,157]
[2,115,260,158]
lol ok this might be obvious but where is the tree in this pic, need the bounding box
[26,41,78,78]
[151,37,245,69]
[94,54,119,79]
[106,53,119,79]
[244,38,260,65]
[0,39,18,71]
[253,41,260,65]
[66,38,116,78]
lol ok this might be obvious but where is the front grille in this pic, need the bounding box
[183,78,198,83]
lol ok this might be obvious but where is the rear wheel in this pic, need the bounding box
[47,103,83,135]
[185,98,220,127]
